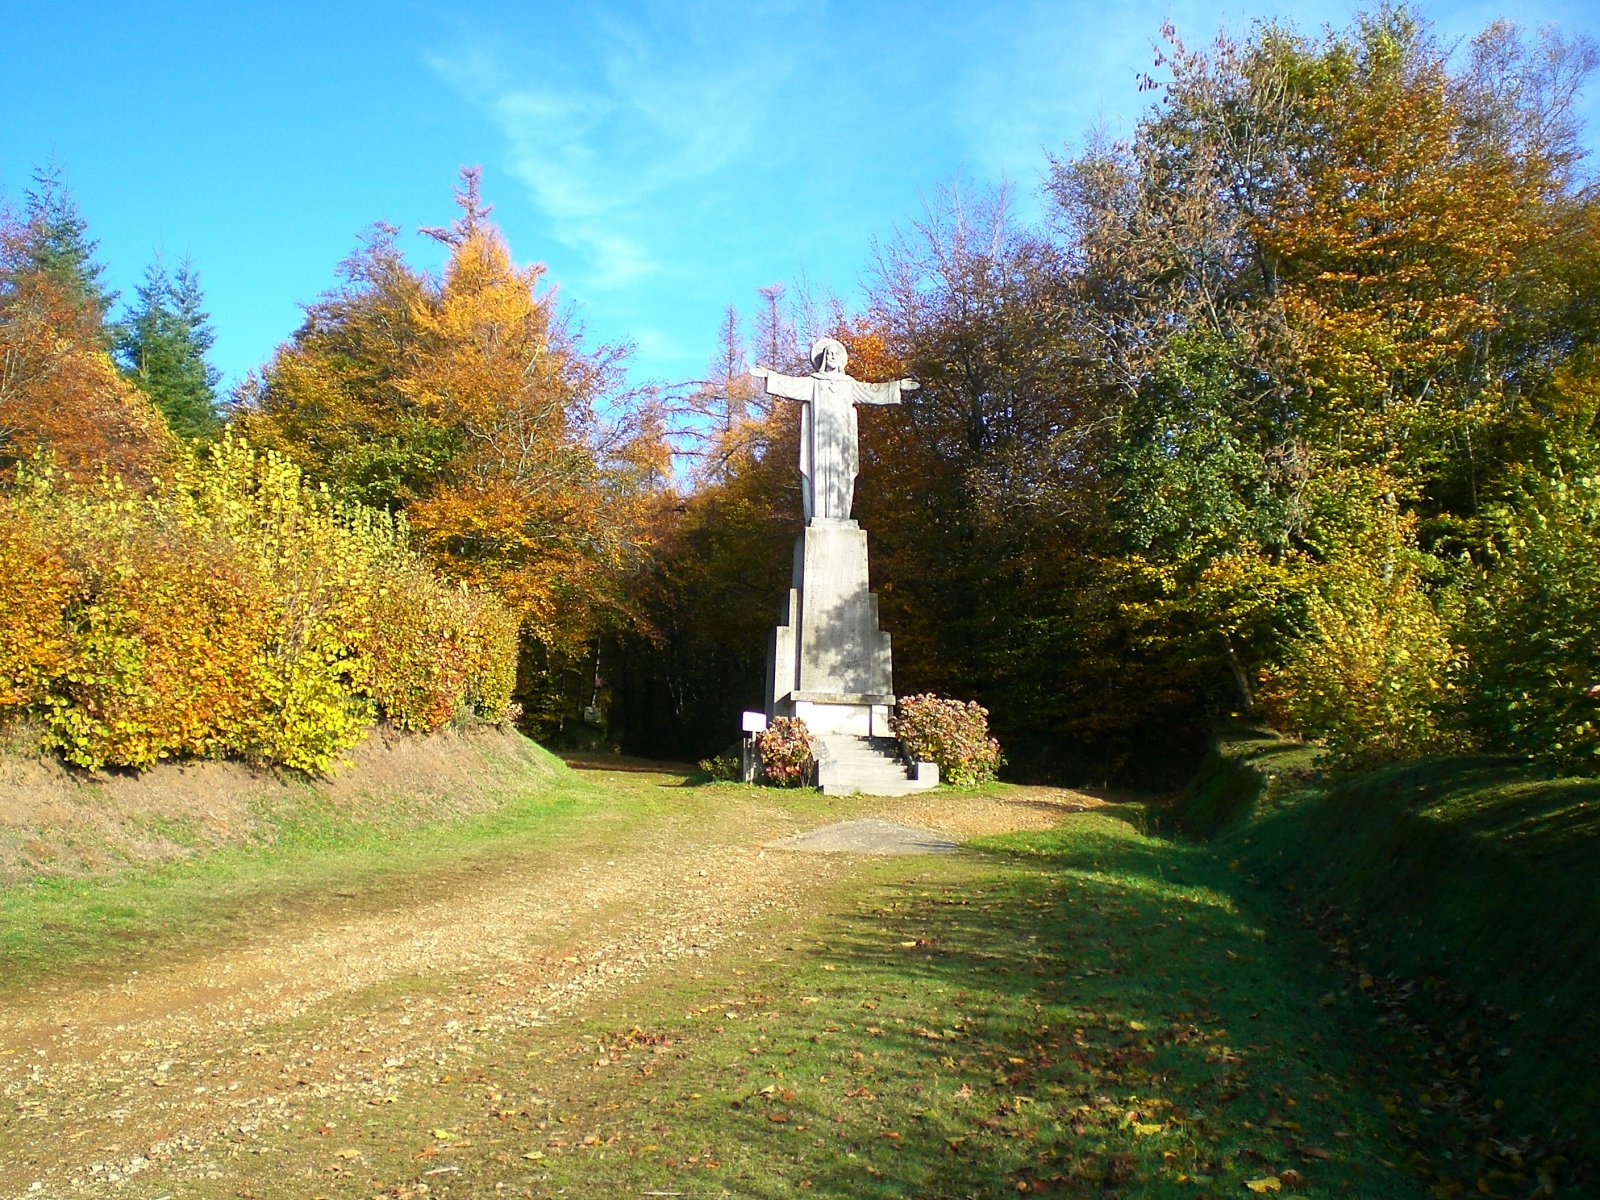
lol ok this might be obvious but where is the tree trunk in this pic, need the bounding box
[1219,630,1255,716]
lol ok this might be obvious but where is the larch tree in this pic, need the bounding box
[603,284,819,760]
[241,169,661,730]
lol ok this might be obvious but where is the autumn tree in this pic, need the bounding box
[1040,11,1600,759]
[241,169,661,731]
[605,290,808,758]
[620,9,1600,779]
[0,179,173,486]
[13,164,116,325]
[847,185,1149,777]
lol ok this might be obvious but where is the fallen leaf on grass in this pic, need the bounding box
[1245,1177,1283,1193]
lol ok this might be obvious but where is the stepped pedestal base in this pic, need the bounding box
[788,692,894,738]
[766,521,895,733]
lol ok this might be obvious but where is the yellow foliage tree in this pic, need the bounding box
[243,170,661,729]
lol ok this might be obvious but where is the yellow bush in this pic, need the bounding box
[0,435,520,773]
[1259,525,1458,770]
[462,600,520,724]
[356,565,522,733]
[0,502,75,715]
[360,568,476,733]
[39,514,274,768]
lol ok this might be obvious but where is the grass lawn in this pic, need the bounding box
[187,803,1466,1200]
[6,742,1587,1197]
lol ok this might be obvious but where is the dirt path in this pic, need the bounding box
[0,781,1095,1197]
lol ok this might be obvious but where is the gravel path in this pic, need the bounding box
[768,817,958,854]
[0,784,1099,1197]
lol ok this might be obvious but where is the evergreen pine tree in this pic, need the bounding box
[116,255,221,440]
[13,163,116,323]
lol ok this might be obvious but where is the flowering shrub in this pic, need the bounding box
[893,694,1003,786]
[0,435,520,773]
[756,716,814,787]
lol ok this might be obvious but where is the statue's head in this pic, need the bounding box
[810,337,848,375]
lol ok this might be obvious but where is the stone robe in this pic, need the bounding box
[756,370,908,522]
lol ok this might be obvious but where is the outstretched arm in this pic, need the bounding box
[751,366,813,402]
[851,378,920,406]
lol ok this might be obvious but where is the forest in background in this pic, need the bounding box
[3,8,1599,785]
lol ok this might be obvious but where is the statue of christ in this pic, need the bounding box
[752,338,918,523]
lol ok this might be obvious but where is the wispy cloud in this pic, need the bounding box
[429,0,815,291]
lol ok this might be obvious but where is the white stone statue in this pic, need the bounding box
[752,338,918,523]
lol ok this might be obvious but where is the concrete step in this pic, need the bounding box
[818,770,932,793]
[814,734,938,797]
[820,782,932,797]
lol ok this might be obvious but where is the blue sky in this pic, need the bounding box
[4,0,1597,395]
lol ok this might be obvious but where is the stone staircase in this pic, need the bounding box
[813,733,939,797]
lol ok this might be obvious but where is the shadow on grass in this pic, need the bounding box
[1229,755,1600,1178]
[680,819,1429,1200]
[1333,755,1600,859]
[559,753,698,775]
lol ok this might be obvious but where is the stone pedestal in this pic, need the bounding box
[765,520,895,737]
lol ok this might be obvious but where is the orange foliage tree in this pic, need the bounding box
[0,212,175,487]
[1039,11,1600,771]
[242,170,663,730]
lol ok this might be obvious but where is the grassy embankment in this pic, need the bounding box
[1170,728,1600,1189]
[0,731,638,994]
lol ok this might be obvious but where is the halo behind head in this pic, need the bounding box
[810,337,848,372]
